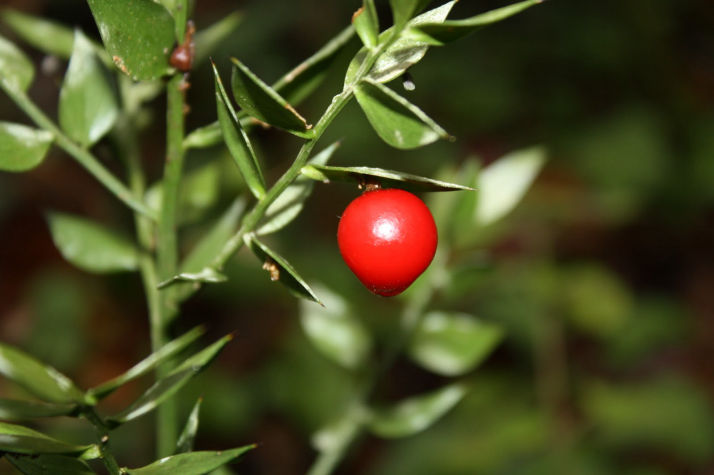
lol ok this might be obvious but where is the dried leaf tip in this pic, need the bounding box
[352,7,365,23]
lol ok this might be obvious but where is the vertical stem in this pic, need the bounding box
[82,408,122,475]
[532,312,571,473]
[153,73,187,457]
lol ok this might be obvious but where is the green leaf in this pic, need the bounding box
[172,199,245,300]
[475,146,545,226]
[59,30,119,147]
[408,311,503,376]
[127,446,255,475]
[299,285,372,370]
[2,9,75,59]
[355,79,450,149]
[157,268,228,290]
[182,163,221,215]
[6,454,94,475]
[0,344,84,404]
[213,61,266,200]
[244,234,322,304]
[179,25,355,151]
[0,34,34,92]
[433,159,480,244]
[183,122,222,149]
[0,399,76,421]
[175,398,202,454]
[180,199,246,275]
[302,163,474,192]
[273,25,356,107]
[47,212,139,273]
[353,0,379,49]
[0,422,95,456]
[345,1,457,85]
[411,0,543,45]
[87,326,205,401]
[107,335,232,426]
[389,0,432,30]
[146,162,223,225]
[367,384,466,438]
[0,122,53,172]
[230,58,312,138]
[86,0,175,80]
[155,0,188,41]
[257,142,340,236]
[194,12,243,66]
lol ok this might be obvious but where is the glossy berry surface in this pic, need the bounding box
[337,188,438,297]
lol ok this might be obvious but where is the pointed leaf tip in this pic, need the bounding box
[230,57,312,137]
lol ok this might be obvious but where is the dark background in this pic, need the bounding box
[1,0,713,473]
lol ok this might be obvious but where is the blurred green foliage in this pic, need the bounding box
[0,0,713,473]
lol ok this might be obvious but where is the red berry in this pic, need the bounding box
[337,188,438,297]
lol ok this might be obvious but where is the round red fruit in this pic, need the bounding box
[337,188,438,297]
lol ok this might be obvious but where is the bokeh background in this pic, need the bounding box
[1,0,713,473]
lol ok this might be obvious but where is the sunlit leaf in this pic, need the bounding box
[194,12,242,66]
[0,344,84,404]
[87,326,205,401]
[6,454,94,475]
[175,398,202,454]
[230,58,312,138]
[0,399,76,421]
[367,384,466,438]
[300,285,372,370]
[475,146,545,225]
[411,0,543,45]
[127,446,255,475]
[0,34,34,92]
[0,422,95,456]
[389,0,432,30]
[108,335,232,426]
[257,142,340,236]
[0,122,53,172]
[244,234,322,304]
[408,311,503,376]
[1,9,75,59]
[183,122,222,149]
[355,79,450,149]
[47,212,139,273]
[59,30,119,147]
[302,163,474,192]
[345,1,456,85]
[157,268,228,290]
[87,0,175,80]
[213,61,266,200]
[353,0,379,49]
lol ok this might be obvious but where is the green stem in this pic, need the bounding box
[211,87,353,269]
[0,81,156,219]
[153,73,188,457]
[82,407,122,475]
[211,15,401,270]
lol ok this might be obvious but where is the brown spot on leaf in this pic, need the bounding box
[262,259,280,281]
